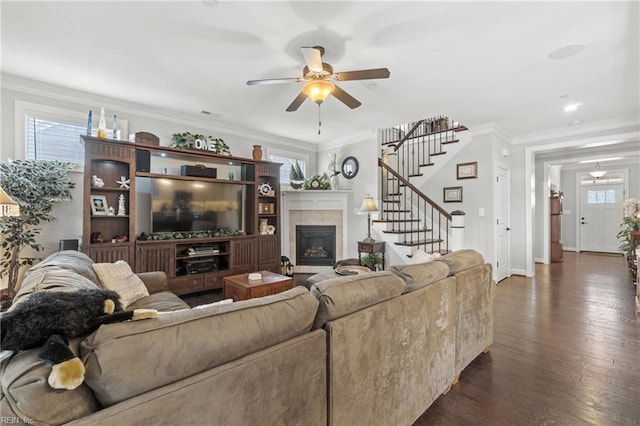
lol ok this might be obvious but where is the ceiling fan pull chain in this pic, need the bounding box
[318,104,322,135]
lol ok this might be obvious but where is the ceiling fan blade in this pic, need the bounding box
[247,77,302,86]
[286,91,308,112]
[334,68,391,81]
[301,46,323,73]
[332,85,361,109]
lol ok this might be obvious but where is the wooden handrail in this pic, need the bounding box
[393,120,425,152]
[378,158,452,220]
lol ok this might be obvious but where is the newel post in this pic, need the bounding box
[450,210,466,252]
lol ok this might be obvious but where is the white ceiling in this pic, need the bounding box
[2,1,639,153]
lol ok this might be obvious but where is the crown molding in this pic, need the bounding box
[1,73,315,150]
[511,118,640,145]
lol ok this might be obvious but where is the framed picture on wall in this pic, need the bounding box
[443,186,463,203]
[90,195,108,215]
[456,162,478,179]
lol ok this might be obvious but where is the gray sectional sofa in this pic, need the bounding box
[1,249,494,426]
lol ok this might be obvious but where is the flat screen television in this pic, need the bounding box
[136,177,245,234]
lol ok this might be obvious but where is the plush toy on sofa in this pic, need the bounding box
[0,288,157,390]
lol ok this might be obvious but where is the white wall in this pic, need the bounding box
[316,136,379,261]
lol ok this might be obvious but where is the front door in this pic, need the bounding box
[579,183,624,253]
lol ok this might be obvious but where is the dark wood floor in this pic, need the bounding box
[414,252,640,425]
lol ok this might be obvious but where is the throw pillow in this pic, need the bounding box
[410,249,441,264]
[92,261,149,308]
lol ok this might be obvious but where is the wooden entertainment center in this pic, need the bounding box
[81,136,281,295]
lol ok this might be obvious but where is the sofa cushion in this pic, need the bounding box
[310,271,404,330]
[11,251,101,309]
[0,343,100,425]
[390,260,451,294]
[92,260,149,308]
[80,286,319,407]
[126,291,190,312]
[440,249,485,274]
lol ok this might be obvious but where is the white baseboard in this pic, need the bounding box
[563,247,577,252]
[510,268,527,276]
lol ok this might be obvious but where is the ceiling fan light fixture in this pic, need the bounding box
[303,80,335,104]
[589,162,607,179]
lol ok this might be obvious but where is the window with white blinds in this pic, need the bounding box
[268,153,307,185]
[25,115,86,164]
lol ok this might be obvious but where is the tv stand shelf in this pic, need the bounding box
[82,135,281,295]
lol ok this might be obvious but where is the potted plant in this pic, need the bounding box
[618,198,640,257]
[361,253,383,271]
[0,160,75,299]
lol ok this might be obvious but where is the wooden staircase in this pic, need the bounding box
[374,116,468,260]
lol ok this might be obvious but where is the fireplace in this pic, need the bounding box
[296,225,336,266]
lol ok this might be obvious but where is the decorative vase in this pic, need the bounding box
[330,174,339,190]
[259,218,269,235]
[252,145,263,161]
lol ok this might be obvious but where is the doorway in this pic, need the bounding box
[578,181,624,253]
[495,164,511,281]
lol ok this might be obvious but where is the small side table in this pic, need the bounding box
[357,241,386,271]
[223,271,293,301]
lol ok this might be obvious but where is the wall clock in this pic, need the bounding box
[341,156,359,179]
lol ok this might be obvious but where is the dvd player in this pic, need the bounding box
[184,258,219,274]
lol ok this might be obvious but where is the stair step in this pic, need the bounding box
[373,219,420,223]
[441,139,460,145]
[386,192,402,196]
[431,151,447,156]
[383,228,432,234]
[395,238,443,247]
[418,163,434,167]
[382,200,401,204]
[408,173,423,178]
[383,209,410,213]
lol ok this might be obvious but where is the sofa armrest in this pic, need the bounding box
[136,271,168,294]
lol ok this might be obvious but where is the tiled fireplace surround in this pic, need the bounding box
[282,190,351,274]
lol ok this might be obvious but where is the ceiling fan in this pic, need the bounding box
[246,46,390,112]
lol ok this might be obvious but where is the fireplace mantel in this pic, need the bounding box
[282,190,351,273]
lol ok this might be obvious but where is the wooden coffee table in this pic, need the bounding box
[223,271,293,301]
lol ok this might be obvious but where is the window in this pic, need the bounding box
[268,152,308,185]
[25,116,86,164]
[587,189,616,204]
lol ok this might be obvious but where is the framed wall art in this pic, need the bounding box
[90,195,108,215]
[456,162,477,179]
[443,186,463,203]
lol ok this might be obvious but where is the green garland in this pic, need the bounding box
[137,229,245,241]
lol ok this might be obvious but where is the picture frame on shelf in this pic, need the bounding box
[456,162,477,179]
[90,195,108,215]
[443,187,463,203]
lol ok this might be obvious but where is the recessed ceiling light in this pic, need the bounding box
[563,102,582,112]
[569,119,582,126]
[549,44,585,60]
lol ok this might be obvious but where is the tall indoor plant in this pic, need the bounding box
[0,160,75,298]
[617,197,640,259]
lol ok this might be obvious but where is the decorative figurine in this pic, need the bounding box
[116,176,130,189]
[91,175,104,188]
[117,194,126,216]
